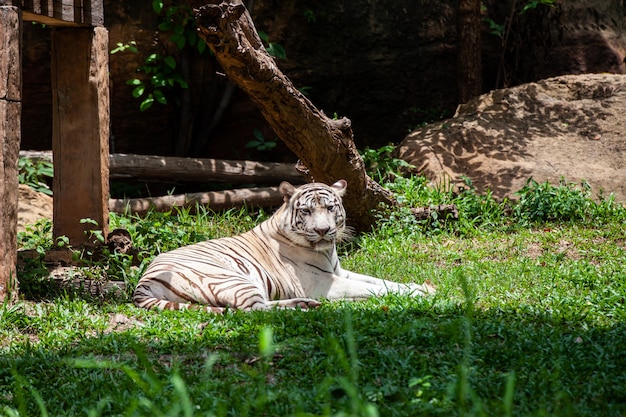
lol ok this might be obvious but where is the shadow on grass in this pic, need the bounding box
[1,296,626,417]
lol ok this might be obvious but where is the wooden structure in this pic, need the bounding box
[0,0,109,303]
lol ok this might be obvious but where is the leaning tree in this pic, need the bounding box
[189,0,455,231]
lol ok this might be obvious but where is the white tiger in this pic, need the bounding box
[133,180,434,312]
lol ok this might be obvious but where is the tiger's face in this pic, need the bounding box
[278,180,348,250]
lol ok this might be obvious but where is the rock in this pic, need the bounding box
[18,184,53,233]
[395,73,626,201]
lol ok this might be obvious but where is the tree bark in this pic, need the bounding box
[457,0,483,103]
[0,6,21,304]
[191,0,396,232]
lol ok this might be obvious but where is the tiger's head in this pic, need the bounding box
[278,180,349,250]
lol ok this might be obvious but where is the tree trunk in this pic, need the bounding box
[457,0,483,103]
[191,0,396,232]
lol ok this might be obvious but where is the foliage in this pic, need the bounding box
[8,176,626,416]
[377,175,626,236]
[110,40,138,55]
[483,0,559,88]
[16,219,74,300]
[18,157,53,195]
[484,0,557,39]
[111,0,203,112]
[359,145,414,184]
[303,9,316,23]
[513,178,593,224]
[245,129,278,152]
[258,31,287,60]
[520,0,557,13]
[113,1,287,113]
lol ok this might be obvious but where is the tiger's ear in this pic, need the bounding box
[331,180,347,197]
[279,181,296,203]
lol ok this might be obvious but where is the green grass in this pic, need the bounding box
[4,176,626,416]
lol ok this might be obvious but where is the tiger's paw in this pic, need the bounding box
[406,280,436,296]
[271,298,322,310]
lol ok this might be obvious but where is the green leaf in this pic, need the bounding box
[152,0,163,14]
[175,76,189,89]
[127,43,138,53]
[163,55,177,70]
[253,128,264,141]
[140,96,154,111]
[36,186,53,196]
[186,31,197,46]
[151,73,167,88]
[197,40,207,54]
[146,53,159,64]
[173,23,185,36]
[153,89,167,105]
[80,218,99,226]
[303,9,316,23]
[126,78,143,86]
[267,43,286,59]
[158,21,172,31]
[132,85,145,98]
[258,30,269,43]
[171,34,186,50]
[110,42,125,54]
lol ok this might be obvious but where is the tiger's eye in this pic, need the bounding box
[327,205,335,212]
[300,208,311,215]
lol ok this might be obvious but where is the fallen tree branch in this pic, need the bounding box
[411,205,459,221]
[109,153,304,184]
[19,151,304,185]
[109,186,282,215]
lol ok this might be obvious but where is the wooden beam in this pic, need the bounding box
[51,26,110,246]
[0,6,21,303]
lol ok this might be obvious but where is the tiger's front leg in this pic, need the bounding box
[344,270,435,295]
[318,270,434,301]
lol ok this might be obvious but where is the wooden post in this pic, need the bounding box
[51,26,110,246]
[0,6,21,303]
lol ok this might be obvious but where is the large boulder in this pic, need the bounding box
[395,74,626,201]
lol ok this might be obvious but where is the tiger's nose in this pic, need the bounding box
[314,226,330,236]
